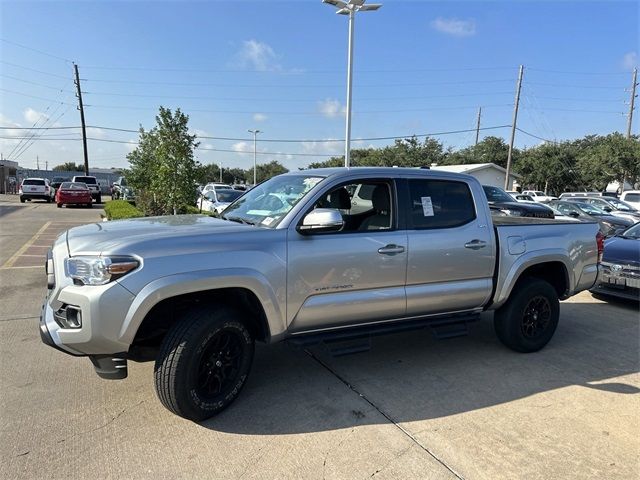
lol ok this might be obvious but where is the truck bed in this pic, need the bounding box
[490,218,600,308]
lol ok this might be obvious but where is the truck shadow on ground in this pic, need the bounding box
[202,297,639,435]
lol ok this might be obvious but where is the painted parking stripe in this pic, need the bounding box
[1,221,51,269]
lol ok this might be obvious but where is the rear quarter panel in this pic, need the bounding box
[491,219,600,308]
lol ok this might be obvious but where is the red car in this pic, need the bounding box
[55,182,93,208]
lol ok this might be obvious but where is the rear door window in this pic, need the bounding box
[23,179,45,186]
[408,180,476,229]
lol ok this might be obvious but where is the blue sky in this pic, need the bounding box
[1,0,638,171]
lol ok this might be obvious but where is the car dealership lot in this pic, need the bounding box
[1,194,638,480]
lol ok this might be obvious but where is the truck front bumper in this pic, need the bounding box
[40,299,129,379]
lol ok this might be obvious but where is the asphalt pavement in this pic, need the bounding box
[0,193,638,480]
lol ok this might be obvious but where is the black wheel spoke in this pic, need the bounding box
[521,295,552,339]
[195,328,245,402]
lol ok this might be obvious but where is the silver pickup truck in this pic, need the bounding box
[40,167,602,420]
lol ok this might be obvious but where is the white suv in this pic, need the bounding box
[19,178,54,203]
[522,190,556,203]
[620,190,640,210]
[71,175,101,203]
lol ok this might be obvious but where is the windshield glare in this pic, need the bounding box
[621,223,640,238]
[222,175,324,227]
[575,202,607,215]
[483,185,514,203]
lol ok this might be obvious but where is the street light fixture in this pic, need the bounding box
[323,0,382,168]
[248,129,261,185]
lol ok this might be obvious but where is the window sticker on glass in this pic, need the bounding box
[262,216,275,226]
[302,177,322,190]
[421,196,434,216]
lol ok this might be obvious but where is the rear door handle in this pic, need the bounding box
[378,244,405,255]
[464,239,487,250]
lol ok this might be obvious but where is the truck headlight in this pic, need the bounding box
[65,256,139,286]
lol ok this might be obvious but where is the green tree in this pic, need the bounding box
[444,136,514,168]
[575,133,640,191]
[254,160,288,183]
[127,107,200,215]
[516,142,581,195]
[53,162,84,171]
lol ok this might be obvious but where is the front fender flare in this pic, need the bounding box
[118,268,285,345]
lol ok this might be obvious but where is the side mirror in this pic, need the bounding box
[603,207,612,212]
[569,211,580,218]
[298,208,344,234]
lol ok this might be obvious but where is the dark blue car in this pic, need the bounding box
[591,223,640,301]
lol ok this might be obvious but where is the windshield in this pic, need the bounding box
[222,174,324,227]
[620,223,640,239]
[74,176,97,184]
[216,190,243,203]
[482,185,515,203]
[574,202,607,215]
[606,198,636,212]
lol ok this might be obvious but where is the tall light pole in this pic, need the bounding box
[323,0,382,168]
[248,129,261,185]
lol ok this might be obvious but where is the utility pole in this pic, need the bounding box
[37,155,40,170]
[219,162,223,182]
[626,67,638,139]
[74,63,89,176]
[475,107,482,146]
[45,160,48,171]
[505,65,524,190]
[248,129,261,185]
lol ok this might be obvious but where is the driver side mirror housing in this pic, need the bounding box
[569,211,580,218]
[298,208,344,235]
[603,207,612,212]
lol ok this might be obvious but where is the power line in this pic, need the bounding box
[526,67,628,76]
[0,38,73,63]
[81,90,514,103]
[0,87,77,105]
[79,64,517,74]
[83,77,516,88]
[525,81,626,90]
[521,106,623,114]
[0,60,72,79]
[83,103,513,115]
[0,73,74,91]
[0,124,512,144]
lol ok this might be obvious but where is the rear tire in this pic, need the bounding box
[154,307,254,421]
[56,203,62,208]
[20,197,25,203]
[96,195,102,204]
[87,203,92,208]
[494,278,559,353]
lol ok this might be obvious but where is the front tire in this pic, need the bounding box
[154,307,254,421]
[96,195,102,204]
[494,278,559,353]
[56,203,62,208]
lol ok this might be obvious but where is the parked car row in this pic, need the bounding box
[18,176,103,206]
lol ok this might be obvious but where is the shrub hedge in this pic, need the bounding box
[104,200,144,220]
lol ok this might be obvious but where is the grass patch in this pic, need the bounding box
[104,200,144,220]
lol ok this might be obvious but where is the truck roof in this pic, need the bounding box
[287,166,476,181]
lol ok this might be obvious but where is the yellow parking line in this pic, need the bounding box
[1,221,51,269]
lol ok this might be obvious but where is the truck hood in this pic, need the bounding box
[66,214,254,255]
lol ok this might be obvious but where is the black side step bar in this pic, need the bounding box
[287,313,480,356]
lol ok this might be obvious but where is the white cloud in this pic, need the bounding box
[302,139,343,156]
[231,141,253,156]
[24,107,48,124]
[253,113,268,122]
[86,127,106,139]
[622,51,638,71]
[236,40,281,72]
[430,17,476,37]
[193,128,211,138]
[318,98,346,118]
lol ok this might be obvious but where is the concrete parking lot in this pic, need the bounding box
[1,193,638,480]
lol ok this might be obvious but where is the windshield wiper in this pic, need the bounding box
[224,216,256,226]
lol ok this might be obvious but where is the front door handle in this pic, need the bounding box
[465,239,487,250]
[378,244,405,255]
